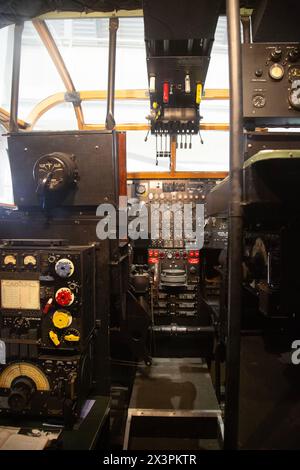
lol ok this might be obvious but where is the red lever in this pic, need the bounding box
[43,298,53,314]
[163,82,169,104]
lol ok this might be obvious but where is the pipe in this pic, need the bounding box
[9,22,24,133]
[241,15,251,43]
[106,17,119,131]
[224,0,244,450]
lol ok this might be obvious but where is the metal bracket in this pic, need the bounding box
[64,91,81,107]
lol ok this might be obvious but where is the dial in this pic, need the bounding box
[269,63,284,80]
[55,288,74,307]
[52,309,72,329]
[33,152,77,193]
[136,184,146,195]
[252,95,266,108]
[55,258,74,278]
[3,255,17,266]
[23,255,37,266]
[289,80,300,110]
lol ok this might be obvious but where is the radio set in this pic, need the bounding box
[0,240,95,421]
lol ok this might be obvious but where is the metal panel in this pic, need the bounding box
[7,131,119,208]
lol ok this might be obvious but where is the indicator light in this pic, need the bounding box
[188,258,200,265]
[159,252,165,259]
[189,251,195,257]
[154,250,159,257]
[175,252,180,259]
[148,257,159,264]
[148,250,153,256]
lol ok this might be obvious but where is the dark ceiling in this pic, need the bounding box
[0,1,259,29]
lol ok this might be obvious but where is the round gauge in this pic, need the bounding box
[269,63,284,80]
[289,80,300,110]
[252,95,266,108]
[4,255,17,266]
[33,152,77,193]
[23,255,37,266]
[167,252,173,259]
[136,184,146,195]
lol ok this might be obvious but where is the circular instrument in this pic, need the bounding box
[23,255,37,266]
[52,309,72,329]
[8,376,36,412]
[33,152,77,193]
[55,258,75,278]
[0,363,50,391]
[55,288,74,307]
[289,79,300,110]
[136,184,146,195]
[3,255,17,266]
[252,95,266,109]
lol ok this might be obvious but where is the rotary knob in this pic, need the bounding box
[8,377,36,412]
[64,329,80,342]
[55,288,74,307]
[52,309,72,329]
[270,47,282,62]
[55,258,74,278]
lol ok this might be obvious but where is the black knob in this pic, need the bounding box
[288,48,300,62]
[8,377,36,412]
[255,69,263,77]
[270,48,282,62]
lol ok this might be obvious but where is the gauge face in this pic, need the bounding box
[269,63,284,80]
[35,158,66,191]
[23,255,37,266]
[136,184,146,195]
[3,255,17,266]
[252,95,266,108]
[289,80,300,109]
[33,153,77,193]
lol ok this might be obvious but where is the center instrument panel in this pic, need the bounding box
[128,178,222,249]
[128,179,224,343]
[0,241,95,421]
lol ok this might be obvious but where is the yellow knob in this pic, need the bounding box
[64,333,80,342]
[52,310,72,329]
[49,330,60,346]
[153,101,158,109]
